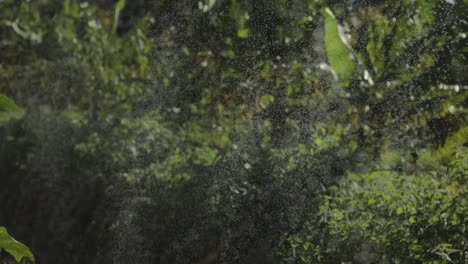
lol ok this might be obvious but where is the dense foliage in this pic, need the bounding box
[0,0,466,263]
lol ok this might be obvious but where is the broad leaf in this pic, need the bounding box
[0,227,35,263]
[0,94,20,112]
[321,8,355,84]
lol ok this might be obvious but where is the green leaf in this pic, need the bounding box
[231,0,249,39]
[0,94,20,112]
[259,95,274,109]
[0,94,24,124]
[64,0,80,17]
[418,0,436,24]
[396,207,404,215]
[0,227,35,263]
[116,0,126,11]
[237,28,249,39]
[320,8,355,84]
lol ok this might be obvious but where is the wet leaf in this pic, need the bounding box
[0,94,20,112]
[321,8,355,84]
[0,227,35,263]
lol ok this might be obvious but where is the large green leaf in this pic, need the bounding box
[0,94,20,112]
[321,8,355,84]
[0,227,35,263]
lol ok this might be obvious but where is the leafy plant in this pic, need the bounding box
[290,145,467,263]
[0,227,34,263]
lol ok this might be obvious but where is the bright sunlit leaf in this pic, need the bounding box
[0,227,35,263]
[321,8,356,84]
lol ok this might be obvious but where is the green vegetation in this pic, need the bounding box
[0,0,466,263]
[290,146,467,263]
[0,227,34,263]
